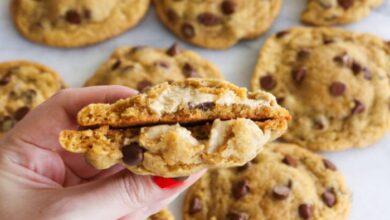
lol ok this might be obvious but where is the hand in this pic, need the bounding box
[0,86,204,220]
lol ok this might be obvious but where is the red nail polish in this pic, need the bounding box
[152,176,186,188]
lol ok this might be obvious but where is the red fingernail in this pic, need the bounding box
[152,176,188,188]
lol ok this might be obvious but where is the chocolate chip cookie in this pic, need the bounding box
[59,79,291,177]
[11,0,150,47]
[84,43,223,90]
[301,0,383,26]
[251,27,390,151]
[0,61,64,136]
[183,142,351,220]
[153,0,282,49]
[148,209,174,220]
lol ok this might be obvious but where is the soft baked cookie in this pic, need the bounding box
[251,27,390,151]
[147,209,174,220]
[153,0,282,49]
[11,0,150,47]
[301,0,383,26]
[59,79,291,177]
[0,61,64,136]
[183,142,351,220]
[84,43,223,90]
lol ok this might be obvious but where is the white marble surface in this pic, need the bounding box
[1,1,390,219]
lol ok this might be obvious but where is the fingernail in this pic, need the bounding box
[152,176,188,189]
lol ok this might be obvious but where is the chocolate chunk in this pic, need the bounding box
[329,82,346,97]
[322,190,337,207]
[232,180,250,199]
[121,143,145,166]
[83,9,91,19]
[351,61,362,74]
[323,38,334,44]
[333,53,350,66]
[276,97,285,105]
[260,75,276,91]
[0,73,11,86]
[137,80,153,92]
[156,61,170,68]
[298,204,314,219]
[197,12,221,26]
[221,0,237,15]
[183,63,199,78]
[0,116,16,132]
[351,99,365,115]
[189,102,216,111]
[166,9,178,22]
[65,10,82,24]
[313,117,327,130]
[111,60,121,70]
[272,185,290,200]
[189,197,202,214]
[237,162,251,172]
[276,30,289,38]
[292,67,307,84]
[172,176,189,181]
[181,23,195,38]
[297,48,310,60]
[338,0,354,9]
[282,155,298,167]
[14,106,30,121]
[363,68,372,80]
[323,158,337,171]
[227,211,249,220]
[166,43,182,56]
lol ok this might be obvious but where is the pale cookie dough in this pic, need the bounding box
[153,0,282,49]
[251,27,390,151]
[183,143,351,220]
[301,0,383,26]
[11,0,150,47]
[147,209,174,220]
[0,61,64,136]
[84,43,223,90]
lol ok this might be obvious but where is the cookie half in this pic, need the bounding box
[251,27,390,151]
[0,61,64,136]
[301,0,383,26]
[153,0,282,49]
[11,0,150,47]
[183,142,351,220]
[148,209,174,220]
[84,43,223,90]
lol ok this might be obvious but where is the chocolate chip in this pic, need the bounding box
[276,30,289,38]
[0,73,11,86]
[227,211,248,220]
[338,0,354,9]
[172,176,189,181]
[121,143,145,166]
[156,61,170,68]
[292,67,307,84]
[189,102,216,111]
[260,75,276,91]
[329,82,346,97]
[83,9,91,19]
[323,158,337,171]
[24,89,37,103]
[322,190,337,207]
[323,38,334,44]
[298,204,314,219]
[14,107,30,121]
[351,99,365,115]
[237,162,251,172]
[297,48,310,60]
[272,185,290,200]
[65,10,82,24]
[183,63,199,78]
[0,116,16,132]
[189,197,202,214]
[181,23,195,38]
[137,80,153,92]
[166,9,178,22]
[197,12,221,26]
[282,155,298,167]
[221,0,237,15]
[313,118,326,130]
[276,97,285,105]
[232,180,250,199]
[166,43,182,56]
[351,61,362,74]
[111,60,121,70]
[334,53,350,66]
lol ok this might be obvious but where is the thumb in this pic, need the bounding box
[52,170,204,220]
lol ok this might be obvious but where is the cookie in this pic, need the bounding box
[59,79,291,177]
[153,0,282,49]
[183,142,351,220]
[0,61,64,136]
[11,0,150,47]
[301,0,383,26]
[84,43,223,90]
[251,27,390,151]
[147,209,174,220]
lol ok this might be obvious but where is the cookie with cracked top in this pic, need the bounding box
[251,27,390,151]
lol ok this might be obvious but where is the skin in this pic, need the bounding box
[0,86,204,220]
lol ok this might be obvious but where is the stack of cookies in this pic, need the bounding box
[3,0,389,219]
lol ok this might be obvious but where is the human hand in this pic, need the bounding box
[0,86,204,220]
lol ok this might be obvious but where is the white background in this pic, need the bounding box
[1,1,390,219]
